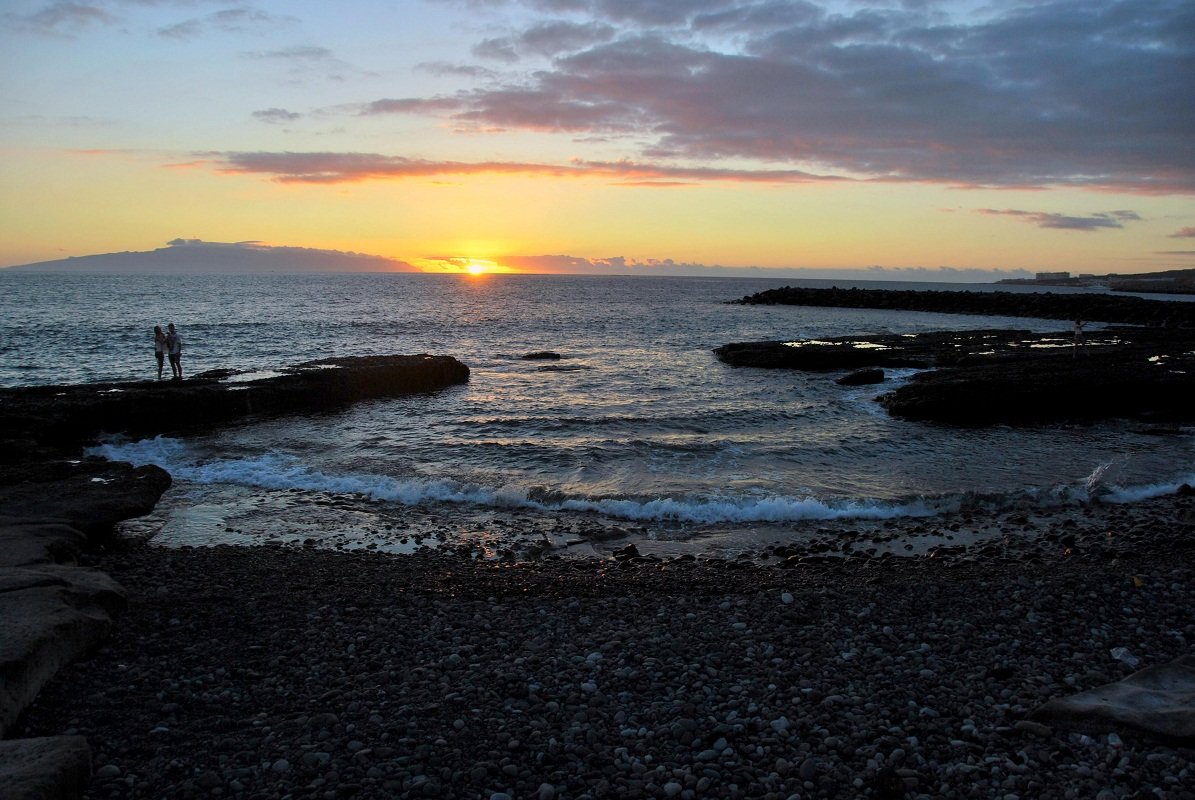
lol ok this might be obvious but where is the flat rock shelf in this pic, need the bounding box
[0,354,471,458]
[715,328,1195,426]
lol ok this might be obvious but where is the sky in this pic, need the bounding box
[1,0,1193,276]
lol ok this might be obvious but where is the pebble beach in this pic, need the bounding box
[18,494,1195,800]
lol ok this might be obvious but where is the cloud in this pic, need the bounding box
[415,61,499,79]
[472,37,521,63]
[4,2,116,35]
[246,45,336,62]
[159,7,293,39]
[977,208,1143,231]
[399,0,1195,193]
[473,20,617,63]
[492,254,1033,280]
[208,150,843,184]
[1170,227,1195,238]
[242,44,365,81]
[252,108,302,124]
[359,97,465,116]
[519,20,617,56]
[540,0,733,27]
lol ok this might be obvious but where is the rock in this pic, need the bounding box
[195,770,222,789]
[0,354,470,451]
[836,368,885,386]
[0,566,126,737]
[0,736,91,799]
[1012,720,1053,738]
[729,285,1195,327]
[0,461,171,540]
[522,352,562,360]
[612,544,640,561]
[879,349,1195,426]
[0,522,88,569]
[717,327,1195,426]
[1030,655,1195,743]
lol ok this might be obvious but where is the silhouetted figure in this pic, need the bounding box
[153,325,168,380]
[166,322,183,380]
[1073,319,1087,357]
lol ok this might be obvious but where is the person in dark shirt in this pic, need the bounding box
[166,322,183,379]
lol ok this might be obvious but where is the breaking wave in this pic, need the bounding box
[88,437,1193,528]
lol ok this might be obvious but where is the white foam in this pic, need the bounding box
[87,437,937,524]
[87,437,1194,526]
[1104,473,1195,504]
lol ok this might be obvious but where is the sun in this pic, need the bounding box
[463,258,497,275]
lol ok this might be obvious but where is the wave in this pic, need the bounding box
[88,437,1194,527]
[88,436,932,524]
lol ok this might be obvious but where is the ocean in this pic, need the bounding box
[3,271,1193,556]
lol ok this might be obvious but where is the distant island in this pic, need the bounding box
[997,267,1195,295]
[1,239,418,274]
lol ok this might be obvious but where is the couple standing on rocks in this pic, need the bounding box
[153,322,183,380]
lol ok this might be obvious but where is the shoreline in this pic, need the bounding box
[4,334,1195,797]
[15,493,1195,799]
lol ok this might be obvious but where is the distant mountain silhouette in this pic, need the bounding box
[4,239,418,273]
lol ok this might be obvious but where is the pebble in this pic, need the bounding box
[17,513,1195,800]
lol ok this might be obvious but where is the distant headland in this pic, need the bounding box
[997,267,1195,295]
[1,239,419,274]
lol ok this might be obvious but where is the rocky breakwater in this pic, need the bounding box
[730,285,1195,328]
[0,354,469,798]
[0,354,470,456]
[716,327,1195,426]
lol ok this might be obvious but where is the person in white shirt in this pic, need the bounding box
[153,325,168,380]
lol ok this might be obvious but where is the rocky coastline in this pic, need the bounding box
[715,328,1195,427]
[728,286,1195,328]
[4,347,1195,799]
[0,355,470,459]
[0,355,469,798]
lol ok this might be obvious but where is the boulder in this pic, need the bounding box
[1030,655,1195,743]
[0,736,91,800]
[0,523,88,568]
[0,566,127,737]
[836,368,885,386]
[0,461,170,540]
[522,351,562,360]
